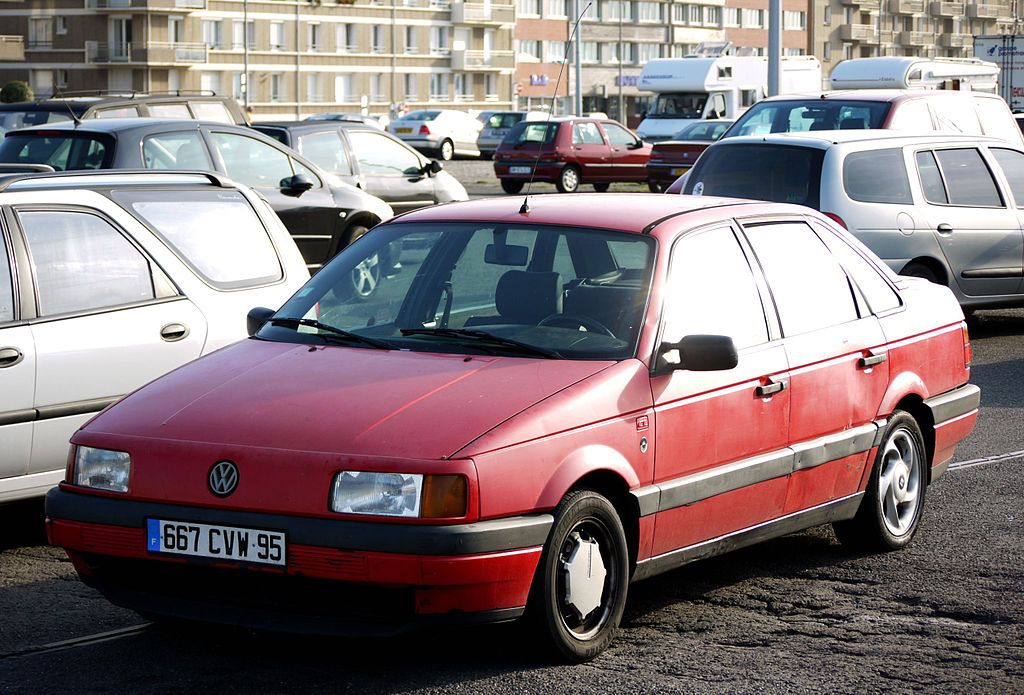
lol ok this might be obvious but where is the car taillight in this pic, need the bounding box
[962,321,972,368]
[823,212,847,229]
[649,155,664,163]
[538,156,559,164]
[419,124,430,135]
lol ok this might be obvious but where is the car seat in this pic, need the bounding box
[464,270,561,326]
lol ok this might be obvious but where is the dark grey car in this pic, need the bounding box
[252,121,467,215]
[0,119,394,272]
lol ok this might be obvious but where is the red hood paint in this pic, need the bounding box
[83,339,614,460]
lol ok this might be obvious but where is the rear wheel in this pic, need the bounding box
[833,411,927,551]
[556,165,580,193]
[531,489,629,662]
[438,139,454,161]
[592,182,610,192]
[648,180,665,193]
[500,178,525,194]
[900,262,939,284]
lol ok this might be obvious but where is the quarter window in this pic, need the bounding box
[0,229,13,322]
[142,131,212,170]
[843,148,912,204]
[19,210,155,316]
[297,130,353,176]
[916,150,948,204]
[990,148,1024,208]
[210,132,294,188]
[744,222,858,336]
[811,222,901,315]
[934,148,1002,207]
[662,226,769,350]
[347,131,422,175]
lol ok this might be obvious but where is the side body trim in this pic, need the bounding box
[924,383,981,425]
[0,396,121,426]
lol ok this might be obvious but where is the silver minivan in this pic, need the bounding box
[681,130,1024,310]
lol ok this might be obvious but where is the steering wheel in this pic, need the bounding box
[538,313,615,337]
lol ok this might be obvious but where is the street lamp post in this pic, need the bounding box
[243,0,249,112]
[618,5,623,121]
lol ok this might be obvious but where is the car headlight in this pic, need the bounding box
[330,471,467,518]
[73,446,131,493]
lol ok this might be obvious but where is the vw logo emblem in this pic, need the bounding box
[208,461,239,497]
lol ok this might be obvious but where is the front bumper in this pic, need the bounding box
[47,486,551,634]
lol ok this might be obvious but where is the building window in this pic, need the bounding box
[404,73,418,99]
[270,22,285,51]
[429,73,449,101]
[723,7,739,27]
[271,73,284,102]
[545,0,567,18]
[783,11,806,31]
[547,40,567,62]
[637,43,661,63]
[602,0,630,21]
[308,23,322,52]
[56,16,67,36]
[337,24,356,53]
[843,43,853,61]
[688,5,702,24]
[307,73,321,102]
[232,20,254,50]
[371,26,385,53]
[637,2,659,22]
[430,26,449,55]
[200,72,220,94]
[485,74,497,99]
[705,6,721,27]
[55,69,68,89]
[232,73,243,100]
[517,0,540,16]
[370,74,384,101]
[405,26,418,54]
[784,48,806,56]
[455,73,472,101]
[741,8,763,28]
[823,6,831,25]
[201,20,222,49]
[581,41,599,63]
[518,39,542,61]
[28,18,53,49]
[823,42,831,61]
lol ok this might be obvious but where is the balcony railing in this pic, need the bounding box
[85,0,207,9]
[451,49,514,70]
[889,0,925,13]
[967,3,1001,18]
[929,1,964,16]
[840,0,880,8]
[0,35,24,61]
[840,24,877,42]
[938,34,968,47]
[85,40,207,63]
[451,2,516,24]
[898,31,930,46]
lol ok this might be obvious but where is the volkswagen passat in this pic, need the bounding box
[47,193,979,661]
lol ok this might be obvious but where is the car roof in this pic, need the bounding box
[254,120,377,132]
[756,89,1001,103]
[4,118,252,136]
[0,169,236,192]
[386,192,784,233]
[711,129,1014,150]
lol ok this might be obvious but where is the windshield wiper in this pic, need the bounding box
[400,328,561,359]
[268,317,391,350]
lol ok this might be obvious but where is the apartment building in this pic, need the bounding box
[0,0,517,120]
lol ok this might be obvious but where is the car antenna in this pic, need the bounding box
[52,87,82,128]
[520,1,593,215]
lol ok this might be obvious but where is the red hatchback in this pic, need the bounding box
[47,194,979,661]
[493,117,651,194]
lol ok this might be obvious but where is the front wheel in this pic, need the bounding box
[438,139,454,161]
[648,180,665,193]
[500,178,525,194]
[900,262,939,284]
[592,182,610,193]
[532,489,629,662]
[833,411,927,551]
[556,165,580,193]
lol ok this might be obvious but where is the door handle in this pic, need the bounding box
[858,351,888,368]
[160,323,189,342]
[0,347,24,368]
[755,379,787,397]
[936,223,953,234]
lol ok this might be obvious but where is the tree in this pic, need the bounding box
[0,81,33,103]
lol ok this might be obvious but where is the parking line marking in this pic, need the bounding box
[948,450,1024,472]
[0,624,149,661]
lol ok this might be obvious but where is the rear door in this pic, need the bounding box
[0,216,34,488]
[915,147,1023,297]
[345,129,437,213]
[570,122,611,181]
[11,206,206,476]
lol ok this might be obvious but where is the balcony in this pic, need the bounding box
[840,24,878,42]
[938,34,968,47]
[929,1,965,16]
[967,3,1001,18]
[0,35,24,61]
[889,0,925,13]
[840,0,880,9]
[85,0,207,9]
[451,48,514,70]
[451,2,515,25]
[898,31,930,46]
[85,40,207,64]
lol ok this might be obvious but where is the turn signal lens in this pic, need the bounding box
[962,321,972,368]
[823,212,847,229]
[421,475,468,518]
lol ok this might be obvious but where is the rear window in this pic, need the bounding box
[191,102,233,123]
[726,100,892,137]
[0,132,114,171]
[487,113,525,129]
[507,122,558,146]
[113,189,283,289]
[843,148,913,204]
[0,110,72,136]
[685,144,824,209]
[403,110,440,121]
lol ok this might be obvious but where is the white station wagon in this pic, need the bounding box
[0,170,309,502]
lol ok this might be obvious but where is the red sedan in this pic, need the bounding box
[493,117,651,194]
[47,193,979,661]
[645,119,733,192]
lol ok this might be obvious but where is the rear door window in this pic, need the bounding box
[572,122,605,145]
[934,148,1003,207]
[686,144,824,209]
[0,133,113,170]
[347,130,422,175]
[0,227,13,322]
[18,210,155,316]
[142,131,212,170]
[811,221,902,315]
[209,131,294,188]
[297,129,353,176]
[989,148,1024,208]
[843,148,912,204]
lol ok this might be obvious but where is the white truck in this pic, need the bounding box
[830,56,1000,92]
[636,55,822,142]
[974,36,1024,111]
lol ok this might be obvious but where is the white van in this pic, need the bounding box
[679,130,1024,310]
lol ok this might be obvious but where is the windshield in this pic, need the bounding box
[0,132,113,170]
[673,120,733,141]
[725,100,893,137]
[262,221,655,360]
[685,144,825,209]
[0,110,73,136]
[649,93,708,119]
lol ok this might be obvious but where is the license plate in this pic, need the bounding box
[146,519,286,566]
[395,127,412,134]
[671,166,691,176]
[509,166,531,174]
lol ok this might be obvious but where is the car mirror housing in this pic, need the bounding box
[280,173,315,197]
[655,334,738,375]
[247,306,275,336]
[628,140,644,149]
[427,159,444,174]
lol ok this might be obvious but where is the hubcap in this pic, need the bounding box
[562,533,607,620]
[556,518,616,639]
[562,169,578,191]
[878,429,921,536]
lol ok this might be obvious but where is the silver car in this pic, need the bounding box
[476,111,547,159]
[389,109,482,161]
[680,130,1024,310]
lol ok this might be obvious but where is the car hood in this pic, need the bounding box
[83,339,614,460]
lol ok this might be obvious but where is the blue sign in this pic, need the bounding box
[530,74,550,86]
[616,75,639,87]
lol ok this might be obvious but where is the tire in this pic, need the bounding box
[833,411,928,552]
[900,262,939,284]
[556,165,581,193]
[480,151,494,161]
[345,225,382,299]
[438,139,454,161]
[500,178,525,195]
[648,180,665,193]
[592,182,610,193]
[531,489,629,662]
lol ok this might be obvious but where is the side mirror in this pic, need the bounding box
[280,172,315,197]
[655,334,738,374]
[247,306,275,336]
[628,139,644,149]
[426,159,443,174]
